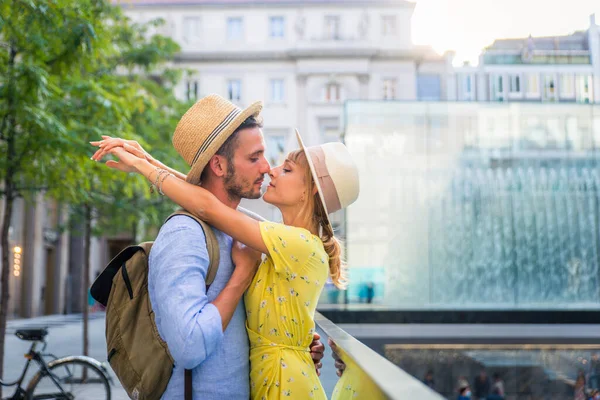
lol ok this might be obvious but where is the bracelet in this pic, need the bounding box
[150,168,167,194]
[158,172,173,195]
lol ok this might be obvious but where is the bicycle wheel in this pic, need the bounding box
[26,357,111,400]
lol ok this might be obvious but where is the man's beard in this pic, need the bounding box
[224,163,262,201]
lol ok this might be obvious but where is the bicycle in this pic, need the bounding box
[0,327,112,399]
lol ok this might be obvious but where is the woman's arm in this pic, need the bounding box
[105,145,269,254]
[91,136,187,181]
[150,156,187,181]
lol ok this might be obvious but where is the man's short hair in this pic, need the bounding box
[201,115,263,180]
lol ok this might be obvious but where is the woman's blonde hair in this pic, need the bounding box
[288,149,347,289]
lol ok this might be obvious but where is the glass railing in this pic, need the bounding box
[315,312,444,399]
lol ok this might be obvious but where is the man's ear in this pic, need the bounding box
[208,155,227,177]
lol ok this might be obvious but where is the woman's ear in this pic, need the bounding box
[312,183,318,196]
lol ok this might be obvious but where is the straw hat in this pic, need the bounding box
[172,94,263,185]
[295,129,360,232]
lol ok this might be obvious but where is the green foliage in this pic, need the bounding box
[0,0,190,240]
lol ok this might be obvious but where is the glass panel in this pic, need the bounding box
[344,101,600,309]
[385,345,600,399]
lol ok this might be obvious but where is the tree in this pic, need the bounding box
[0,0,187,384]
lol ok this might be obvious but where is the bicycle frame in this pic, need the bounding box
[0,341,71,400]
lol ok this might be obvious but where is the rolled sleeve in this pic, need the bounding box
[148,216,224,370]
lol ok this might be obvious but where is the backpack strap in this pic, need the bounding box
[166,210,220,286]
[166,210,220,400]
[185,369,193,400]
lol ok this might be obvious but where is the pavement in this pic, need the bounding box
[2,312,340,399]
[3,313,129,399]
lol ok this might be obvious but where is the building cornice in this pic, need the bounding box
[114,0,416,9]
[174,47,444,62]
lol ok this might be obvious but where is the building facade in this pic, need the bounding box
[0,196,111,318]
[0,0,453,318]
[450,14,600,104]
[120,0,453,220]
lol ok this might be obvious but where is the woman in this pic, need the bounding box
[92,130,359,400]
[575,375,586,400]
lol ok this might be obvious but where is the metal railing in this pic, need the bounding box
[315,312,444,400]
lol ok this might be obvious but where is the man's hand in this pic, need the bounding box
[310,333,325,376]
[230,241,261,289]
[328,338,346,377]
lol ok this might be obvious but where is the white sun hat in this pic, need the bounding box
[295,129,360,231]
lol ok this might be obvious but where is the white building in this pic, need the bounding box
[120,0,453,222]
[450,14,600,104]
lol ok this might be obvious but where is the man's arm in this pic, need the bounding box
[149,216,253,369]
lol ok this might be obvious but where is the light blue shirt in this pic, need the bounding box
[148,215,249,399]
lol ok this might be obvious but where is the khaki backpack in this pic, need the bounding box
[90,210,219,400]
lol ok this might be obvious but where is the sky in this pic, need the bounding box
[411,0,600,66]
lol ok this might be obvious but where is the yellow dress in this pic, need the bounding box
[245,221,329,400]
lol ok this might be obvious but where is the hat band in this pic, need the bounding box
[191,108,242,166]
[308,147,342,214]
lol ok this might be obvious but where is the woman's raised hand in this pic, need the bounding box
[100,145,146,174]
[90,136,154,164]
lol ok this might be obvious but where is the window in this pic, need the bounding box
[382,78,397,100]
[465,75,472,94]
[543,74,556,101]
[270,79,285,103]
[526,73,539,96]
[186,80,198,101]
[576,75,594,103]
[227,17,243,41]
[509,75,521,93]
[322,125,341,143]
[324,16,340,40]
[417,74,441,101]
[265,133,287,166]
[492,75,504,101]
[183,17,200,43]
[324,83,341,102]
[227,79,241,101]
[382,16,397,36]
[269,16,285,38]
[560,74,575,98]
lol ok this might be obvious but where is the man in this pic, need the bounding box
[423,370,435,390]
[473,369,491,400]
[129,95,324,398]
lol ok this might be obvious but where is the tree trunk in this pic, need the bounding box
[0,44,18,395]
[0,192,14,394]
[82,204,91,381]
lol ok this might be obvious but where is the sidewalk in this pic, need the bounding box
[3,313,340,398]
[4,313,128,399]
